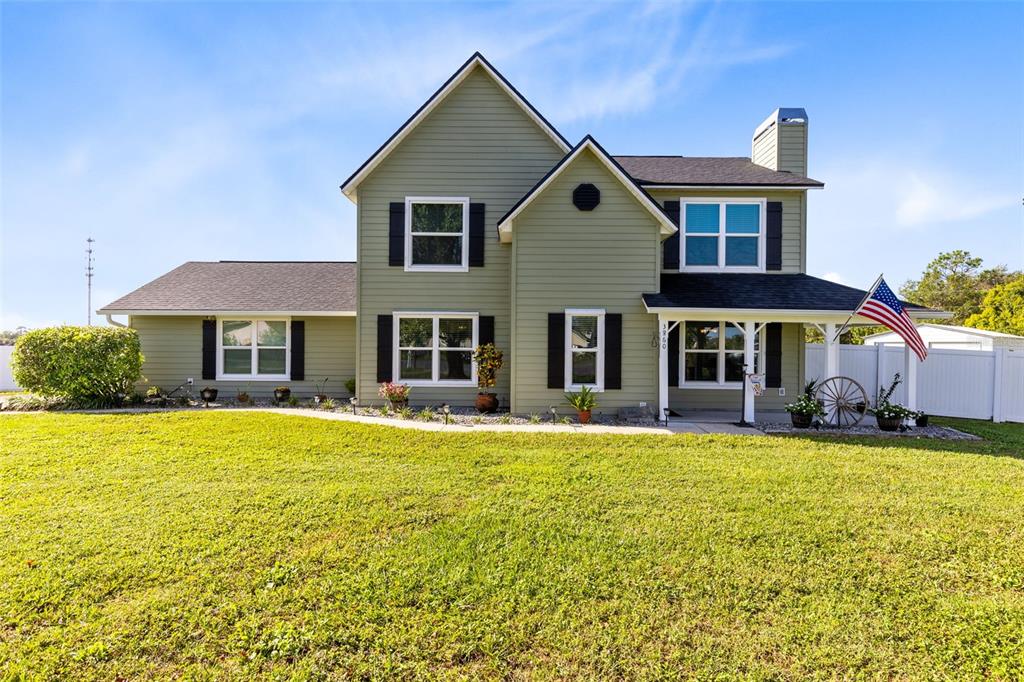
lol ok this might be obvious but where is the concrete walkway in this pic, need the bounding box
[2,405,765,436]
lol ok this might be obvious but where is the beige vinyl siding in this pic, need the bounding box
[776,122,808,176]
[647,188,805,274]
[751,125,777,170]
[669,322,802,414]
[511,148,661,415]
[751,121,807,176]
[354,66,565,407]
[131,315,356,399]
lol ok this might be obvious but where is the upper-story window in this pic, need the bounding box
[405,197,470,272]
[682,199,765,272]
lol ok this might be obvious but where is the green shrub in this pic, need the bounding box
[344,377,356,395]
[11,326,143,406]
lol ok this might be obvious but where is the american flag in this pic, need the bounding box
[855,278,928,361]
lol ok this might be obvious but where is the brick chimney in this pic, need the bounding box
[751,108,808,176]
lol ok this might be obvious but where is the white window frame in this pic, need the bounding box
[404,197,470,273]
[679,321,765,389]
[680,198,766,273]
[564,308,605,392]
[216,317,291,381]
[392,312,478,386]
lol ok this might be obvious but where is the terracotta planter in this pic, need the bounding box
[876,415,903,432]
[577,410,592,424]
[274,388,291,403]
[388,399,408,410]
[790,412,813,429]
[475,393,499,413]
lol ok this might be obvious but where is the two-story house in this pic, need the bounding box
[100,52,933,422]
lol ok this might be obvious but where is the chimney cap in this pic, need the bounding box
[753,108,808,140]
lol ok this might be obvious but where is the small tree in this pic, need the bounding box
[966,276,1024,336]
[11,326,144,406]
[473,343,503,393]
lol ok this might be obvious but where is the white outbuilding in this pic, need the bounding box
[863,324,1024,352]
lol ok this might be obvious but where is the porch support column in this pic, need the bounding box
[824,322,840,378]
[904,343,918,413]
[658,316,669,421]
[743,321,756,423]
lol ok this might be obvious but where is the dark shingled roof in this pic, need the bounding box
[99,261,357,313]
[644,273,931,312]
[614,156,824,187]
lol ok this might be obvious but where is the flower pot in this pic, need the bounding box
[876,415,903,432]
[389,399,408,411]
[274,388,291,403]
[314,394,328,404]
[200,388,218,404]
[475,392,499,414]
[790,412,813,429]
[577,409,592,424]
[915,414,929,427]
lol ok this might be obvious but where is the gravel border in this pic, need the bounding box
[759,421,981,440]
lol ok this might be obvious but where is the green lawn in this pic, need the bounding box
[1,413,1023,679]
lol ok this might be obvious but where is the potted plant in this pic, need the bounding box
[378,382,410,410]
[785,394,825,428]
[914,411,929,427]
[313,377,330,404]
[199,387,218,405]
[274,386,291,404]
[869,374,911,431]
[236,389,250,405]
[473,343,503,413]
[564,385,597,424]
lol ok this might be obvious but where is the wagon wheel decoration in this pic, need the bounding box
[814,376,868,427]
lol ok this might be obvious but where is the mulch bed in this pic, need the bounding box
[759,421,981,440]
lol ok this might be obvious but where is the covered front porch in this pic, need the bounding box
[644,273,939,425]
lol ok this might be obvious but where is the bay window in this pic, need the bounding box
[395,313,477,384]
[682,199,765,271]
[565,309,605,391]
[681,321,763,387]
[218,318,289,380]
[405,197,469,271]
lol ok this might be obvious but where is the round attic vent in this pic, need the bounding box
[572,183,600,211]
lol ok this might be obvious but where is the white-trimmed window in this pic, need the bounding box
[218,318,290,380]
[405,197,469,272]
[681,199,765,272]
[680,322,763,388]
[394,313,477,385]
[565,309,605,391]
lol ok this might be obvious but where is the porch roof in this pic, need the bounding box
[643,273,944,318]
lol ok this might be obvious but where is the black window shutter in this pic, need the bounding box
[663,200,680,270]
[478,315,495,347]
[765,323,783,388]
[668,324,680,387]
[547,313,565,389]
[376,315,393,382]
[469,203,485,267]
[389,202,405,266]
[766,202,783,271]
[202,319,216,380]
[605,313,622,390]
[290,320,305,381]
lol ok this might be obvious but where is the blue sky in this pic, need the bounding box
[2,1,1021,329]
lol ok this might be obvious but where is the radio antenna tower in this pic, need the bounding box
[86,237,95,325]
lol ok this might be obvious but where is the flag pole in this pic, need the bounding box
[833,273,884,343]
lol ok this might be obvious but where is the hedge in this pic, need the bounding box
[11,326,144,405]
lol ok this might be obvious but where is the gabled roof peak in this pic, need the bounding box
[339,52,570,203]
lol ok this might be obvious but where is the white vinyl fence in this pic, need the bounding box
[806,344,1024,423]
[0,346,18,391]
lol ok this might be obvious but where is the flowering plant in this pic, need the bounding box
[378,382,410,402]
[785,394,825,417]
[868,373,913,418]
[473,343,504,391]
